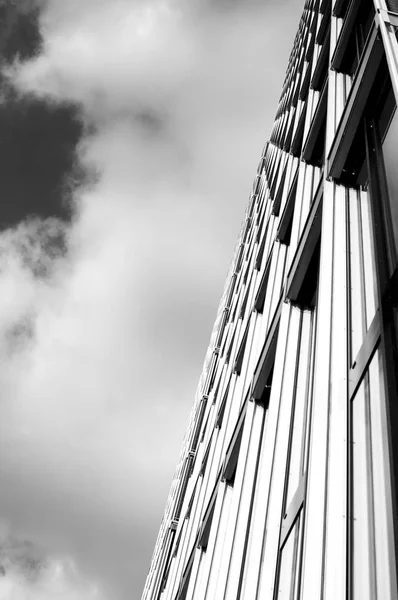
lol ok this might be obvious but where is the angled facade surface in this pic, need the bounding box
[142,0,398,598]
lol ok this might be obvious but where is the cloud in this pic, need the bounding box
[0,0,304,597]
[0,527,105,600]
[7,0,192,116]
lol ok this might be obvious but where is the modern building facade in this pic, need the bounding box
[142,0,398,598]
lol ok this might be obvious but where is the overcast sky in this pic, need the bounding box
[0,0,303,598]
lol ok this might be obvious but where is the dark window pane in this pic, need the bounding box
[382,109,398,266]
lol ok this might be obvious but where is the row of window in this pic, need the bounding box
[146,1,398,598]
[165,178,323,598]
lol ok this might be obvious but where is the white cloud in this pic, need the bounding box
[0,528,105,600]
[0,0,303,597]
[9,0,193,117]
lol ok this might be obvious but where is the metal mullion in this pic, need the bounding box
[278,156,296,219]
[365,362,378,598]
[346,184,354,600]
[257,221,280,336]
[317,4,331,43]
[213,401,253,597]
[166,519,188,600]
[191,397,208,454]
[286,180,323,302]
[302,77,328,164]
[365,117,396,302]
[291,101,308,155]
[288,311,312,498]
[311,24,331,90]
[272,160,288,216]
[256,306,302,597]
[347,371,353,600]
[328,20,384,179]
[197,477,220,549]
[365,117,398,592]
[269,238,288,317]
[235,404,266,599]
[172,518,197,600]
[176,545,196,600]
[347,188,365,362]
[333,0,350,17]
[320,0,332,14]
[348,310,381,400]
[272,312,305,595]
[215,376,230,429]
[222,398,248,482]
[253,247,273,312]
[358,188,378,329]
[279,475,306,550]
[224,400,264,598]
[276,174,297,245]
[234,318,251,376]
[331,0,364,70]
[156,529,176,599]
[215,309,228,350]
[376,5,398,106]
[356,188,375,339]
[188,550,205,599]
[252,295,283,401]
[202,484,233,598]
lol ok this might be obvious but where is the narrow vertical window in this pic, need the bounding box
[382,108,398,267]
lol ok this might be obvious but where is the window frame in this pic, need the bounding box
[285,182,323,306]
[327,21,398,587]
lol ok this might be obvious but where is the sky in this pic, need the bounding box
[0,0,303,598]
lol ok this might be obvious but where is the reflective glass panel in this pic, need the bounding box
[350,375,376,600]
[382,108,398,267]
[351,349,396,598]
[368,349,397,598]
[348,187,378,359]
[286,311,313,506]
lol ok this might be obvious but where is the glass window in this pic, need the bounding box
[276,516,303,600]
[382,108,398,267]
[285,312,314,507]
[350,374,377,599]
[348,186,378,360]
[367,350,396,599]
[349,349,397,598]
[274,308,316,598]
[386,0,398,12]
[339,0,375,76]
